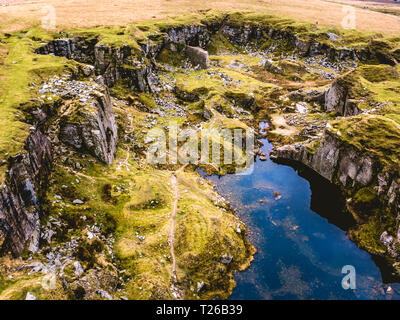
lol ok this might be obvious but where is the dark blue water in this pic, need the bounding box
[200,122,400,300]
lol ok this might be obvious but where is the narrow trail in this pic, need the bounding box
[57,164,96,182]
[117,115,134,170]
[167,110,224,298]
[168,163,188,300]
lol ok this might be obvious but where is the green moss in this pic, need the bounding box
[359,65,399,83]
[0,273,14,293]
[0,273,67,300]
[109,80,133,99]
[207,33,235,55]
[305,139,321,154]
[352,216,387,254]
[156,42,186,66]
[354,187,377,204]
[70,25,142,52]
[6,9,400,300]
[332,115,400,168]
[139,93,157,110]
[42,135,253,300]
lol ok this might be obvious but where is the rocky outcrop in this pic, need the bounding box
[287,88,326,105]
[0,128,52,256]
[271,129,400,263]
[0,78,118,256]
[185,46,210,69]
[324,77,360,116]
[35,14,400,98]
[36,38,159,92]
[34,18,367,97]
[59,84,118,165]
[264,59,283,74]
[271,130,372,184]
[35,37,98,64]
[271,129,399,215]
[93,44,159,91]
[220,24,356,61]
[166,25,212,48]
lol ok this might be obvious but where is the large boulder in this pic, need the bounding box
[185,46,210,69]
[264,59,283,74]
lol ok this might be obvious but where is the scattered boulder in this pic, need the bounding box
[186,46,210,69]
[96,289,113,300]
[324,73,361,116]
[74,261,84,276]
[25,292,36,300]
[73,199,84,205]
[221,254,233,265]
[25,261,46,273]
[197,281,205,292]
[287,89,326,105]
[380,231,394,247]
[327,32,341,42]
[264,59,282,74]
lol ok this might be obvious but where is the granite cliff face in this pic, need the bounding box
[36,38,158,92]
[9,14,396,262]
[270,129,375,186]
[35,19,388,96]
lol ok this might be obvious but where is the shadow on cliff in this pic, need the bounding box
[274,158,356,230]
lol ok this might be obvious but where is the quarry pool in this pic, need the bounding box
[200,123,400,300]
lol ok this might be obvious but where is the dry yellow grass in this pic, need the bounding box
[1,0,400,35]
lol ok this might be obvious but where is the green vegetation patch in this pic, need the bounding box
[332,115,400,168]
[352,216,387,255]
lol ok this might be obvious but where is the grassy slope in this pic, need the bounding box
[2,0,400,35]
